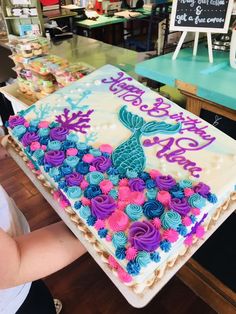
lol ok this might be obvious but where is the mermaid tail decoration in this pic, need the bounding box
[112,106,181,176]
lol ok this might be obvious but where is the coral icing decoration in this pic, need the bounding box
[117,266,133,283]
[55,108,94,133]
[157,190,171,206]
[126,247,137,261]
[196,225,205,238]
[152,217,161,229]
[30,141,41,151]
[129,191,145,205]
[108,255,119,269]
[66,148,78,156]
[108,210,129,232]
[191,207,201,216]
[182,216,192,226]
[80,180,89,190]
[184,235,193,246]
[119,178,129,186]
[99,144,113,154]
[149,169,161,179]
[82,154,94,163]
[163,229,179,243]
[38,121,50,128]
[94,219,105,230]
[184,188,194,197]
[99,180,113,194]
[81,197,91,206]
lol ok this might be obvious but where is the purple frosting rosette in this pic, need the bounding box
[21,132,39,147]
[128,178,146,192]
[91,194,116,219]
[156,175,176,190]
[129,221,160,252]
[91,156,111,173]
[9,115,25,128]
[194,182,210,197]
[44,150,65,167]
[65,172,83,186]
[50,127,69,141]
[169,197,190,215]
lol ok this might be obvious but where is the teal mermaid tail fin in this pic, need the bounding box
[112,106,182,176]
[141,120,182,136]
[119,105,145,132]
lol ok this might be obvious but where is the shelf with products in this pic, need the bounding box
[1,0,45,36]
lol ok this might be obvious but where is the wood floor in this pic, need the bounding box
[0,146,217,314]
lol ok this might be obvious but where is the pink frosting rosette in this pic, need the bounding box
[50,127,69,141]
[128,221,160,252]
[91,194,116,219]
[108,210,129,232]
[44,150,65,167]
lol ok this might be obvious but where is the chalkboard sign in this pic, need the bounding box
[170,0,234,33]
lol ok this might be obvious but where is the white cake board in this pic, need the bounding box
[6,142,236,308]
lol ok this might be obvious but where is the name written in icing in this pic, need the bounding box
[101,71,216,177]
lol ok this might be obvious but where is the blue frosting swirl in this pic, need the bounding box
[87,215,97,226]
[146,179,157,189]
[89,148,102,157]
[160,240,171,252]
[108,175,119,185]
[33,149,44,160]
[98,228,108,238]
[188,193,206,208]
[76,142,88,150]
[61,165,73,175]
[179,179,193,189]
[115,247,126,260]
[161,211,182,230]
[76,162,90,175]
[112,232,127,248]
[65,156,80,168]
[125,204,143,221]
[207,193,218,204]
[127,260,140,276]
[12,125,27,138]
[136,251,151,267]
[143,200,164,219]
[146,188,157,200]
[109,189,118,199]
[84,185,102,199]
[48,140,62,151]
[79,205,91,219]
[150,252,160,263]
[38,128,50,137]
[87,171,104,185]
[67,186,82,199]
[66,133,78,142]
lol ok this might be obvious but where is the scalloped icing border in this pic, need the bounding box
[7,135,236,296]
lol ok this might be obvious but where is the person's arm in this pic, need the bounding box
[0,221,86,289]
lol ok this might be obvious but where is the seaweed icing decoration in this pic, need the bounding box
[55,108,94,133]
[34,103,52,120]
[65,90,91,110]
[112,106,181,176]
[85,131,98,144]
[18,104,36,117]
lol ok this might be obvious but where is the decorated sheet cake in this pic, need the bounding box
[7,65,236,299]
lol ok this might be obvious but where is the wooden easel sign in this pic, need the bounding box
[170,0,234,63]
